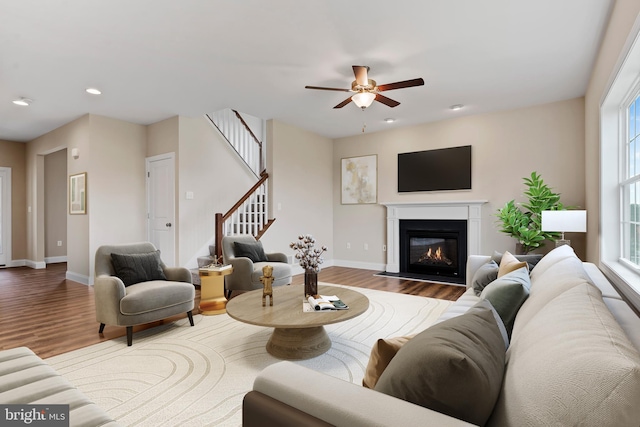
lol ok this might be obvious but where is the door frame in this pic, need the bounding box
[0,167,12,267]
[145,153,176,266]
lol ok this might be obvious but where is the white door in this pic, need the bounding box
[0,168,11,266]
[146,154,176,267]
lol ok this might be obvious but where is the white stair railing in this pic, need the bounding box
[206,109,263,177]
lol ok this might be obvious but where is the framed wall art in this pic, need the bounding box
[341,154,377,204]
[69,172,87,214]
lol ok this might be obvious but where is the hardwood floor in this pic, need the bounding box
[0,263,465,359]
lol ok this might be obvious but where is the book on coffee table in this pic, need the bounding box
[306,294,349,311]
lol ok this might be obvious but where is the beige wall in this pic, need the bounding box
[44,149,67,258]
[262,120,334,269]
[585,0,640,263]
[0,139,27,261]
[177,116,256,266]
[332,98,586,266]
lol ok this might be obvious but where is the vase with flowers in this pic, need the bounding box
[290,234,327,297]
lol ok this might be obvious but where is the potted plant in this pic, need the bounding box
[290,234,327,297]
[496,172,564,254]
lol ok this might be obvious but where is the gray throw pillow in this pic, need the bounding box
[110,250,167,287]
[233,241,268,263]
[492,251,543,271]
[471,260,499,296]
[374,300,506,426]
[480,266,530,337]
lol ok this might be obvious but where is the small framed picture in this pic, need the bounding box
[69,172,87,214]
[341,155,377,204]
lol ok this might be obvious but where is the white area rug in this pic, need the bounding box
[46,284,452,426]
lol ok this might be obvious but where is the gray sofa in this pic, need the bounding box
[244,245,640,427]
[0,347,120,426]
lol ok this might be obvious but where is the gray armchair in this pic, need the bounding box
[94,242,195,346]
[221,235,292,297]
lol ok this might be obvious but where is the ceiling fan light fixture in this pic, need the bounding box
[352,92,376,109]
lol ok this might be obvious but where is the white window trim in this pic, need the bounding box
[600,14,640,311]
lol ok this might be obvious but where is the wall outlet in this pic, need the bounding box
[383,244,387,252]
[364,243,369,250]
[57,241,62,247]
[346,242,351,249]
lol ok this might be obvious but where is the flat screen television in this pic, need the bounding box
[398,145,472,192]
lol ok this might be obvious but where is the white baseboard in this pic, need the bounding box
[25,259,46,269]
[2,259,26,268]
[66,271,90,286]
[45,256,67,264]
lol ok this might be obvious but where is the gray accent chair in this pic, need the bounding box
[221,235,292,297]
[94,242,195,346]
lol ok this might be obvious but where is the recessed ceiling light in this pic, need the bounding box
[450,104,464,111]
[86,88,102,95]
[384,118,396,123]
[12,98,33,106]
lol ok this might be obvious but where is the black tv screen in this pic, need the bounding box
[398,146,472,192]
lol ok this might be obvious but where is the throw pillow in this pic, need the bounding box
[471,260,499,296]
[233,241,268,263]
[491,251,543,271]
[374,300,506,426]
[480,266,531,337]
[362,334,416,389]
[497,251,528,278]
[110,251,167,287]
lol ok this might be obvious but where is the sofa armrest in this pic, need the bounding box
[163,267,193,283]
[465,255,492,288]
[93,275,126,326]
[252,362,476,427]
[266,252,288,263]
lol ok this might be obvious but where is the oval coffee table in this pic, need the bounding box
[226,284,369,360]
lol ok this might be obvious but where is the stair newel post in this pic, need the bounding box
[215,213,223,259]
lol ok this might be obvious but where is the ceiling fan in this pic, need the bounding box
[305,65,424,110]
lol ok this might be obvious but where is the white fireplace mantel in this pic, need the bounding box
[380,201,488,274]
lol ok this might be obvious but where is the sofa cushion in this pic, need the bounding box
[120,280,195,315]
[234,241,268,263]
[492,251,543,271]
[497,251,528,278]
[362,335,415,389]
[488,283,640,427]
[480,266,530,337]
[374,300,506,426]
[110,251,166,286]
[471,260,499,296]
[511,254,594,337]
[528,244,576,282]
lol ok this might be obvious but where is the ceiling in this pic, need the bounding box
[0,0,614,142]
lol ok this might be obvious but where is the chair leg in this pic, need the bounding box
[99,323,105,334]
[126,326,133,346]
[187,310,194,326]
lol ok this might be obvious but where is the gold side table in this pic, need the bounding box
[199,267,233,315]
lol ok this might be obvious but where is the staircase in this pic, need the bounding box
[205,109,275,261]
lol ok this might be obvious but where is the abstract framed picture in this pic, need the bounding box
[69,172,87,214]
[341,154,377,204]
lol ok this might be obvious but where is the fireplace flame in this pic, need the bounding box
[418,246,453,265]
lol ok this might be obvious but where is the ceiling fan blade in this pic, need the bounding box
[375,93,400,108]
[377,78,425,92]
[305,85,352,92]
[333,97,353,109]
[352,66,370,86]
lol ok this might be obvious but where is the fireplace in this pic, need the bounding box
[400,219,467,284]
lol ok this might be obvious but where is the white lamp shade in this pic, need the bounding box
[351,92,376,108]
[541,210,587,233]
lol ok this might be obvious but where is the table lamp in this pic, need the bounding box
[541,210,587,247]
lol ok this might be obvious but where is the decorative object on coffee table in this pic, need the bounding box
[261,265,274,307]
[290,234,327,297]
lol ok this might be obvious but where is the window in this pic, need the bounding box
[622,93,640,266]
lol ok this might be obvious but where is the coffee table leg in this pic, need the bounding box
[266,326,331,360]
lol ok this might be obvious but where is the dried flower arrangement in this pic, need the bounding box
[289,234,327,273]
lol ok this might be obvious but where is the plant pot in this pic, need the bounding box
[515,243,526,255]
[304,269,318,297]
